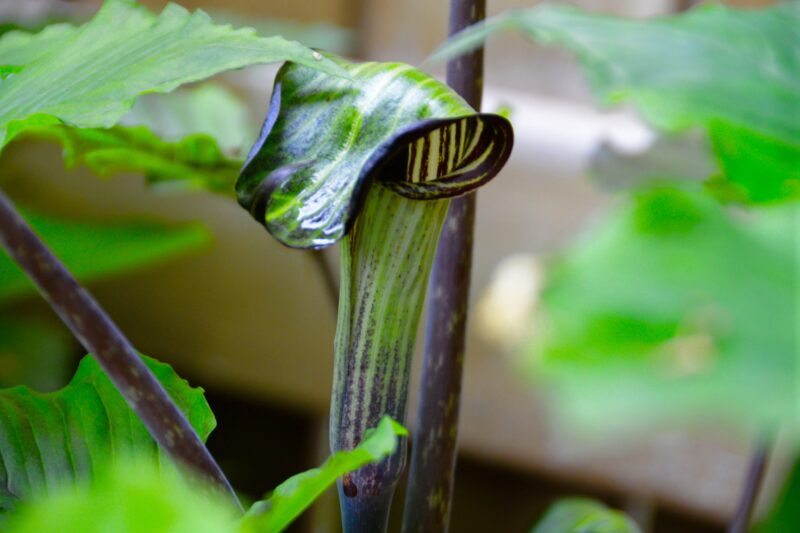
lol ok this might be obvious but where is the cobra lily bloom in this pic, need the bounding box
[237,56,512,532]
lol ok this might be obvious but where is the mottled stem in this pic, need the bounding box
[0,188,240,510]
[332,185,449,532]
[728,434,772,533]
[402,1,485,531]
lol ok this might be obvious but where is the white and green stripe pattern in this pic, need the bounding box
[236,56,512,249]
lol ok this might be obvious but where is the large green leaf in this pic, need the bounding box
[237,56,512,248]
[0,210,210,302]
[3,417,407,533]
[0,354,215,512]
[241,416,407,532]
[0,0,345,150]
[432,3,800,202]
[531,498,641,533]
[527,188,797,436]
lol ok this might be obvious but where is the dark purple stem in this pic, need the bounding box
[727,435,772,533]
[401,1,485,531]
[0,188,240,509]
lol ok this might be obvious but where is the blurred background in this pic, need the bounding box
[0,0,787,531]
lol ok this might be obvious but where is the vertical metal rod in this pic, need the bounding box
[0,188,240,509]
[402,1,485,530]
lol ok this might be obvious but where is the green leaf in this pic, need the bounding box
[0,66,22,80]
[531,498,641,533]
[20,124,241,194]
[4,458,237,533]
[0,313,73,391]
[756,457,800,533]
[528,188,797,437]
[0,23,76,66]
[237,55,512,248]
[432,3,800,202]
[0,0,346,150]
[15,83,251,194]
[708,121,800,203]
[0,210,210,302]
[0,353,216,512]
[120,83,254,157]
[433,3,798,143]
[241,416,407,533]
[3,417,406,532]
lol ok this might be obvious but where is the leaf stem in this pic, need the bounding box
[401,1,485,531]
[0,188,241,510]
[727,434,772,533]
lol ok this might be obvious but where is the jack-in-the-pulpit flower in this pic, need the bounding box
[237,55,512,533]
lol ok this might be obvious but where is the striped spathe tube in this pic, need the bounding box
[236,55,512,533]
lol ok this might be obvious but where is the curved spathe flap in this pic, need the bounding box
[236,57,514,249]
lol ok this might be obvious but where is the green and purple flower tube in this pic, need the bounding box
[236,56,512,532]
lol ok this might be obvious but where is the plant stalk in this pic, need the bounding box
[332,185,449,533]
[0,188,240,510]
[727,435,772,533]
[402,0,486,531]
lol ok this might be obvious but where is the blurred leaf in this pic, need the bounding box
[0,210,210,302]
[21,124,241,194]
[241,417,408,532]
[432,3,800,202]
[709,121,800,203]
[529,188,797,437]
[0,313,73,391]
[121,84,254,157]
[4,458,237,533]
[590,133,715,192]
[756,457,800,533]
[531,498,641,533]
[0,65,22,79]
[0,0,347,150]
[0,354,215,512]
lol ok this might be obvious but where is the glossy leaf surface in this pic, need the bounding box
[0,0,345,150]
[236,57,512,248]
[433,3,800,202]
[0,354,215,512]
